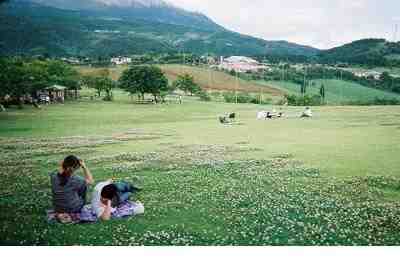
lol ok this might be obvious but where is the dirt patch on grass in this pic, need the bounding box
[380,123,400,127]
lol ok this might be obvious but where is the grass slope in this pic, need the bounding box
[260,79,400,104]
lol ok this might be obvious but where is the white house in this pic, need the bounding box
[353,70,381,80]
[111,57,132,65]
[218,56,267,73]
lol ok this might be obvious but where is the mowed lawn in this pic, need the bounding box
[1,93,400,245]
[260,79,400,104]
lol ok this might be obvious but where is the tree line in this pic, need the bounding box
[0,58,80,107]
[0,57,204,109]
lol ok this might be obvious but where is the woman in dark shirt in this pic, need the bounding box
[50,155,94,213]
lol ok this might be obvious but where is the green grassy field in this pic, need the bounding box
[260,79,400,104]
[1,92,400,245]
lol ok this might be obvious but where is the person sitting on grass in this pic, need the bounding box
[301,107,313,118]
[50,155,94,214]
[91,180,143,221]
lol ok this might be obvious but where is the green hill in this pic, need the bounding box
[0,0,319,57]
[318,39,400,66]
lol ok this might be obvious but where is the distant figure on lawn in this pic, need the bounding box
[50,155,94,214]
[219,116,228,124]
[219,112,237,124]
[257,110,284,120]
[301,107,313,118]
[91,180,144,221]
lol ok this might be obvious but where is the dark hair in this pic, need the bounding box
[101,184,118,200]
[59,155,81,186]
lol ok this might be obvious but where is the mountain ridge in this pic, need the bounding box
[27,0,223,31]
[318,38,400,66]
[0,0,319,57]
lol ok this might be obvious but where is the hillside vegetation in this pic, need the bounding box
[319,39,400,67]
[260,79,400,105]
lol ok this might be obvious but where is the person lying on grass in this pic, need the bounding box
[50,155,94,214]
[91,180,142,221]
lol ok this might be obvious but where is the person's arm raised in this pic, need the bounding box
[100,200,112,221]
[80,160,94,185]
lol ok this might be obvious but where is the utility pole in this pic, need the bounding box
[303,65,307,96]
[340,69,344,105]
[235,71,239,104]
[208,52,213,91]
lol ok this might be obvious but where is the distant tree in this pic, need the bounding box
[119,65,169,103]
[46,60,79,85]
[0,59,32,107]
[102,77,116,101]
[197,90,211,102]
[173,73,200,96]
[82,69,111,98]
[319,84,326,100]
[92,76,114,100]
[379,71,392,90]
[300,83,306,96]
[82,75,96,90]
[160,85,174,103]
[0,58,82,107]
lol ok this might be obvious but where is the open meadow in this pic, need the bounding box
[1,91,400,245]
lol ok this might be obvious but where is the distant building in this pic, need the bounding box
[111,57,132,65]
[34,85,79,104]
[353,70,381,80]
[201,55,217,64]
[61,57,80,65]
[218,56,267,73]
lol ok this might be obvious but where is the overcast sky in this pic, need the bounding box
[168,0,400,49]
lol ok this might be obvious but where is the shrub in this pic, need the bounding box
[223,92,273,105]
[103,95,113,102]
[250,94,273,105]
[236,92,253,103]
[197,91,211,102]
[223,92,236,103]
[210,91,222,101]
[276,97,288,106]
[286,94,324,106]
[345,97,400,106]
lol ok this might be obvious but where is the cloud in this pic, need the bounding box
[167,0,400,49]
